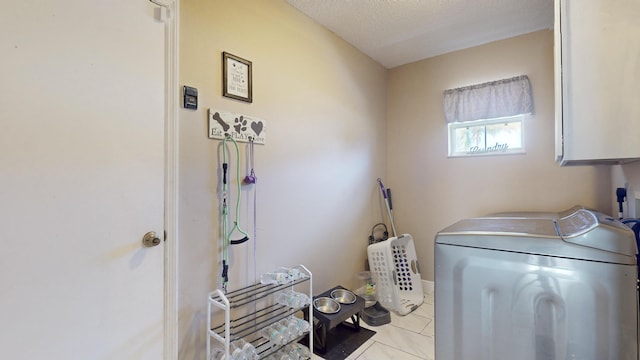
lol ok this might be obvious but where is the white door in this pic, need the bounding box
[0,1,166,359]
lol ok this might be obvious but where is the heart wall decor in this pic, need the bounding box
[250,121,264,136]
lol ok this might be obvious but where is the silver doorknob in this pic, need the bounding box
[142,231,162,247]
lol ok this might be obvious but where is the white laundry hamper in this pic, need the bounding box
[367,234,424,315]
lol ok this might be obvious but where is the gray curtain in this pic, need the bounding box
[443,75,533,123]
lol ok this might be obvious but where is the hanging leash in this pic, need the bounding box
[223,135,250,245]
[244,138,258,283]
[220,135,251,292]
[221,145,230,292]
[244,138,256,185]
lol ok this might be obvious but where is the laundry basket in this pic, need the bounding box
[367,234,423,315]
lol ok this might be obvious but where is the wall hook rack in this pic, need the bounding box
[209,109,267,145]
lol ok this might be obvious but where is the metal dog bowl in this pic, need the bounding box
[330,288,356,304]
[313,297,341,314]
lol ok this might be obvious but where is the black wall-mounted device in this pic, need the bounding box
[183,86,198,110]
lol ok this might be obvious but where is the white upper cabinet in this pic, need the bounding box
[555,0,640,165]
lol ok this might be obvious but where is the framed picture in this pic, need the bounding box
[222,52,252,103]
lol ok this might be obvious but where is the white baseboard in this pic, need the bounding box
[422,279,434,294]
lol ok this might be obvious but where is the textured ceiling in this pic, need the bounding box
[286,0,554,69]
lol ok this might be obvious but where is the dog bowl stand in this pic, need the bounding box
[306,285,365,354]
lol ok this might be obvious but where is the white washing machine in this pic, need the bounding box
[435,208,639,360]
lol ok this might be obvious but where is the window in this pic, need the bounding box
[448,115,525,157]
[443,75,533,157]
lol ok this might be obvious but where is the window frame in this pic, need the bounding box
[447,115,526,158]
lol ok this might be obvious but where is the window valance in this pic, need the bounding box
[443,75,533,123]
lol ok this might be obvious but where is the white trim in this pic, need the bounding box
[150,0,180,359]
[422,280,434,295]
[553,0,564,161]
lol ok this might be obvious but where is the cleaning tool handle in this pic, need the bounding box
[387,188,393,210]
[377,178,388,199]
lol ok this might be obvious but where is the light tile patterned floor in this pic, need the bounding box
[313,292,435,360]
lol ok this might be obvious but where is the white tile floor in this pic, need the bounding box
[313,292,435,360]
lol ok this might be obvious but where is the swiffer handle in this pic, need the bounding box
[377,178,387,199]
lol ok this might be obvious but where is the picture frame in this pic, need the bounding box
[222,52,252,103]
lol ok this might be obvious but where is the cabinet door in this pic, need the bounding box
[556,0,640,164]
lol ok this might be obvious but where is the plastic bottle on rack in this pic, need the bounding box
[286,316,311,336]
[225,340,246,360]
[260,325,286,345]
[282,317,302,337]
[211,343,246,360]
[210,346,225,360]
[275,290,310,308]
[295,292,311,307]
[290,343,311,360]
[260,272,289,285]
[273,320,296,342]
[269,352,291,360]
[280,318,302,339]
[240,341,259,360]
[229,339,260,360]
[274,290,296,307]
[278,343,310,360]
[261,267,310,285]
[276,267,307,281]
[268,349,289,360]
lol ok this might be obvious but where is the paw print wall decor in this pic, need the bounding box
[208,109,266,144]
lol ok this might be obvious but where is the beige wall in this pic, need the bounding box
[386,30,612,282]
[178,1,387,358]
